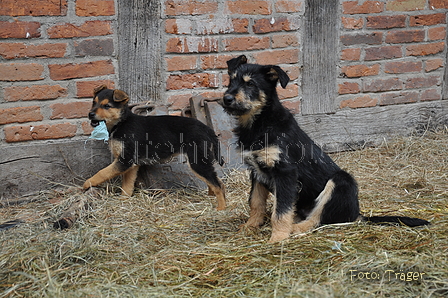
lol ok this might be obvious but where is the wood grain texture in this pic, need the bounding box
[117,0,162,103]
[302,0,339,115]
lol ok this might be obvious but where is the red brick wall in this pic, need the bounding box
[0,0,117,144]
[163,0,303,114]
[339,0,447,108]
[1,0,447,146]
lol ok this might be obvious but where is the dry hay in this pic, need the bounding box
[1,129,447,297]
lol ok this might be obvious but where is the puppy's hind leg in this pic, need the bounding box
[292,179,335,235]
[190,162,226,211]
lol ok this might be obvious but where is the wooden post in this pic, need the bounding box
[302,0,339,115]
[117,0,162,104]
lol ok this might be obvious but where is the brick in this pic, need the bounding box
[225,1,271,15]
[341,64,380,78]
[277,83,298,99]
[200,54,233,70]
[165,19,192,34]
[0,0,67,16]
[386,0,425,11]
[167,93,191,110]
[165,0,218,16]
[0,106,43,125]
[0,43,66,59]
[166,56,197,71]
[366,15,406,29]
[385,30,425,44]
[340,95,378,109]
[76,0,115,16]
[166,73,219,90]
[281,65,300,80]
[0,21,40,39]
[425,58,444,72]
[4,123,78,143]
[421,89,441,101]
[0,63,44,81]
[49,60,115,80]
[340,32,382,46]
[47,21,112,38]
[272,34,299,48]
[166,37,219,53]
[4,85,67,102]
[406,42,445,57]
[82,121,94,135]
[428,27,446,41]
[194,18,250,35]
[50,101,92,119]
[364,46,402,61]
[404,76,439,89]
[275,0,303,13]
[76,80,115,98]
[385,61,422,73]
[222,36,270,51]
[232,19,250,33]
[342,1,383,14]
[363,78,402,92]
[338,82,360,94]
[253,49,299,65]
[198,91,224,99]
[410,13,446,26]
[341,48,361,61]
[430,0,448,9]
[74,39,114,56]
[379,91,419,105]
[253,17,293,34]
[341,17,364,30]
[281,100,300,114]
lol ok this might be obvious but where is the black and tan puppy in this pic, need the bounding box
[221,55,429,242]
[84,85,226,210]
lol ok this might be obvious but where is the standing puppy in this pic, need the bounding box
[84,85,226,210]
[220,55,429,242]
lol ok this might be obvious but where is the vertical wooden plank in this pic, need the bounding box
[301,0,338,115]
[117,0,162,104]
[443,19,448,100]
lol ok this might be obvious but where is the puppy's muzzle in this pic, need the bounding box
[88,111,100,127]
[223,94,235,107]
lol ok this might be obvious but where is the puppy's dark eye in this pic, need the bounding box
[103,103,112,109]
[246,80,255,87]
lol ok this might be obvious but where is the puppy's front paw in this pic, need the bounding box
[83,180,92,190]
[268,232,289,243]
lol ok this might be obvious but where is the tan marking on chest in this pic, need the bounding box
[109,139,124,158]
[245,145,281,168]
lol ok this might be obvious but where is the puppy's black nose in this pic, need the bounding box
[88,111,96,119]
[223,94,234,106]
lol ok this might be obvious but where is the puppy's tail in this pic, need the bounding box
[361,215,430,227]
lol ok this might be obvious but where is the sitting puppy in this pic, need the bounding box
[84,85,226,210]
[220,55,429,242]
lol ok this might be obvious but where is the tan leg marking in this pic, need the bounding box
[292,180,335,234]
[83,160,123,190]
[191,169,226,211]
[243,181,269,228]
[269,208,295,243]
[121,165,140,196]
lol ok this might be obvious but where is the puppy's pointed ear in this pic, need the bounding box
[265,66,290,89]
[227,55,247,74]
[113,90,129,103]
[93,85,108,97]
